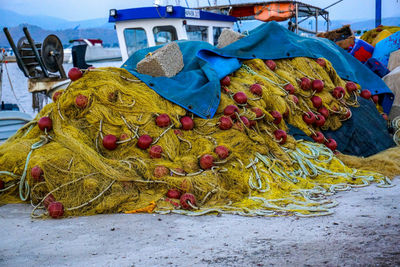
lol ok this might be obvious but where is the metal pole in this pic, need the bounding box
[22,27,49,78]
[375,0,382,27]
[327,13,329,31]
[315,10,318,34]
[295,3,298,34]
[3,28,30,77]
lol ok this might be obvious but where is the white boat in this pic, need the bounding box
[63,39,122,63]
[108,5,236,62]
[0,110,32,143]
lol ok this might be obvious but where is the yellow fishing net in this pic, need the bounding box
[0,57,396,218]
[360,26,400,44]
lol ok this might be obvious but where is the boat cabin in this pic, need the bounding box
[108,6,236,62]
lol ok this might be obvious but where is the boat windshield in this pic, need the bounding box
[124,28,148,57]
[153,26,178,45]
[186,25,208,42]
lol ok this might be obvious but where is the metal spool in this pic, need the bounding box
[17,37,42,77]
[41,35,64,73]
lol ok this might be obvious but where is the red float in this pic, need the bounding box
[68,67,82,81]
[249,84,263,96]
[251,107,263,118]
[332,87,345,99]
[31,166,44,181]
[166,189,181,199]
[220,76,231,87]
[360,90,372,99]
[273,129,287,144]
[269,110,282,125]
[302,112,316,125]
[311,96,322,108]
[38,117,53,131]
[233,92,248,104]
[199,154,214,170]
[314,114,326,127]
[318,107,330,119]
[48,201,64,219]
[52,91,63,102]
[312,131,325,143]
[215,145,230,159]
[154,166,169,178]
[180,116,194,130]
[300,77,311,91]
[325,138,338,151]
[43,194,56,209]
[316,58,326,67]
[219,116,233,130]
[345,82,358,93]
[311,79,324,92]
[156,114,171,127]
[137,135,153,150]
[102,134,118,150]
[180,193,197,210]
[223,105,239,119]
[75,94,88,109]
[149,145,163,158]
[284,83,295,94]
[372,95,379,104]
[265,60,276,71]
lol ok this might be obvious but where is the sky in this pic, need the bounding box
[0,0,399,21]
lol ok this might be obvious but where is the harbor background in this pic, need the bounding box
[1,61,122,117]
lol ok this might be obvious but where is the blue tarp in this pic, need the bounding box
[123,21,393,118]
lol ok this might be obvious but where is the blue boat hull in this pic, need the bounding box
[0,111,32,143]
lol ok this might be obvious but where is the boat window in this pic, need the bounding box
[123,28,148,57]
[153,26,178,45]
[213,27,229,46]
[185,25,208,42]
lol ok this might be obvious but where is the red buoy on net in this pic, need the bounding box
[372,95,379,104]
[180,116,194,130]
[215,145,230,159]
[199,154,214,170]
[316,58,326,67]
[166,189,181,199]
[314,114,326,127]
[251,107,263,118]
[273,129,287,144]
[102,134,118,150]
[68,67,82,81]
[318,107,330,119]
[299,77,311,91]
[360,90,372,99]
[154,166,169,178]
[156,114,171,127]
[288,94,299,104]
[240,116,251,128]
[52,91,63,102]
[31,166,44,181]
[75,94,88,109]
[180,193,197,210]
[233,92,248,104]
[325,138,338,151]
[219,116,233,130]
[250,83,263,96]
[43,194,56,208]
[284,83,295,94]
[332,87,345,99]
[137,135,153,150]
[48,201,64,219]
[311,79,324,92]
[38,117,53,131]
[269,110,282,125]
[223,105,239,119]
[302,112,316,125]
[312,131,325,143]
[311,96,323,108]
[149,145,163,158]
[220,76,230,87]
[265,59,276,71]
[345,82,358,93]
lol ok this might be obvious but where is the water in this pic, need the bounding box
[1,61,123,117]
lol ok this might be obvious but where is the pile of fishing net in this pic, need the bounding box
[1,57,399,219]
[361,25,400,45]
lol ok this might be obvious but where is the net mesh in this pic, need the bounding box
[0,57,397,218]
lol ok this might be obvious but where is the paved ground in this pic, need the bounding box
[0,178,399,267]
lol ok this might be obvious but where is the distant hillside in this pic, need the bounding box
[0,8,112,30]
[0,24,119,48]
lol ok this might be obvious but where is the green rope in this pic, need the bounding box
[18,136,49,201]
